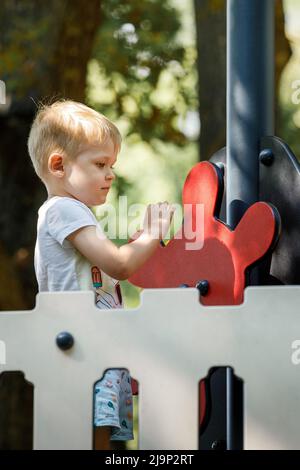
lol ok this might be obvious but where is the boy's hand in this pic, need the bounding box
[142,202,176,240]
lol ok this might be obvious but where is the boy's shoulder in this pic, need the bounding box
[37,196,97,227]
[38,196,94,218]
[36,196,99,246]
[39,195,87,211]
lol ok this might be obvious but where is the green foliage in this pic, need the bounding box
[0,0,197,159]
[87,0,197,147]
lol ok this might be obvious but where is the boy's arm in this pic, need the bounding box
[67,226,160,280]
[67,202,175,280]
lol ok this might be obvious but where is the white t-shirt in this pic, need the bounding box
[34,196,123,309]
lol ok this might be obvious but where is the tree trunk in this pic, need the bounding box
[194,0,291,161]
[49,0,101,101]
[194,0,226,161]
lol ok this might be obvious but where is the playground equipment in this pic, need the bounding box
[1,287,300,450]
[1,0,300,450]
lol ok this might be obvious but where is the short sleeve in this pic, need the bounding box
[46,198,98,247]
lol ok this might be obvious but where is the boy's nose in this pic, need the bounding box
[106,170,115,180]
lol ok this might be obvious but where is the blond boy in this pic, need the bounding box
[28,100,174,449]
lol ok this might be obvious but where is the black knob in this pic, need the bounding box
[196,280,209,296]
[259,148,274,166]
[56,332,74,351]
[211,439,226,450]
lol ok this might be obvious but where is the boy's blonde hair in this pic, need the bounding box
[27,99,121,181]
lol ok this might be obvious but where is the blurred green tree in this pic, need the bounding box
[87,0,196,146]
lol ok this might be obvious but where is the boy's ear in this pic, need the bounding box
[48,153,65,176]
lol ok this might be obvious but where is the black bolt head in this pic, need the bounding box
[259,148,274,166]
[196,280,209,296]
[56,331,74,351]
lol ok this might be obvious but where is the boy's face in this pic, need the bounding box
[62,138,117,207]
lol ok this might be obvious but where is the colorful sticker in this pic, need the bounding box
[91,266,102,288]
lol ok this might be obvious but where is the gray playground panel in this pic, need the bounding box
[0,286,299,450]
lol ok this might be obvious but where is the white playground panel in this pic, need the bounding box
[0,286,300,450]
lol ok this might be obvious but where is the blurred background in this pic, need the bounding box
[0,0,298,449]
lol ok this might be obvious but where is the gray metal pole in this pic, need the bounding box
[226,0,274,228]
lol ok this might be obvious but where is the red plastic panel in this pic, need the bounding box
[129,162,278,306]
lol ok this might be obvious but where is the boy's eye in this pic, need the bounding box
[96,163,116,169]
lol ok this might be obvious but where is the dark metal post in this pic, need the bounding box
[227,0,274,228]
[205,1,275,452]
